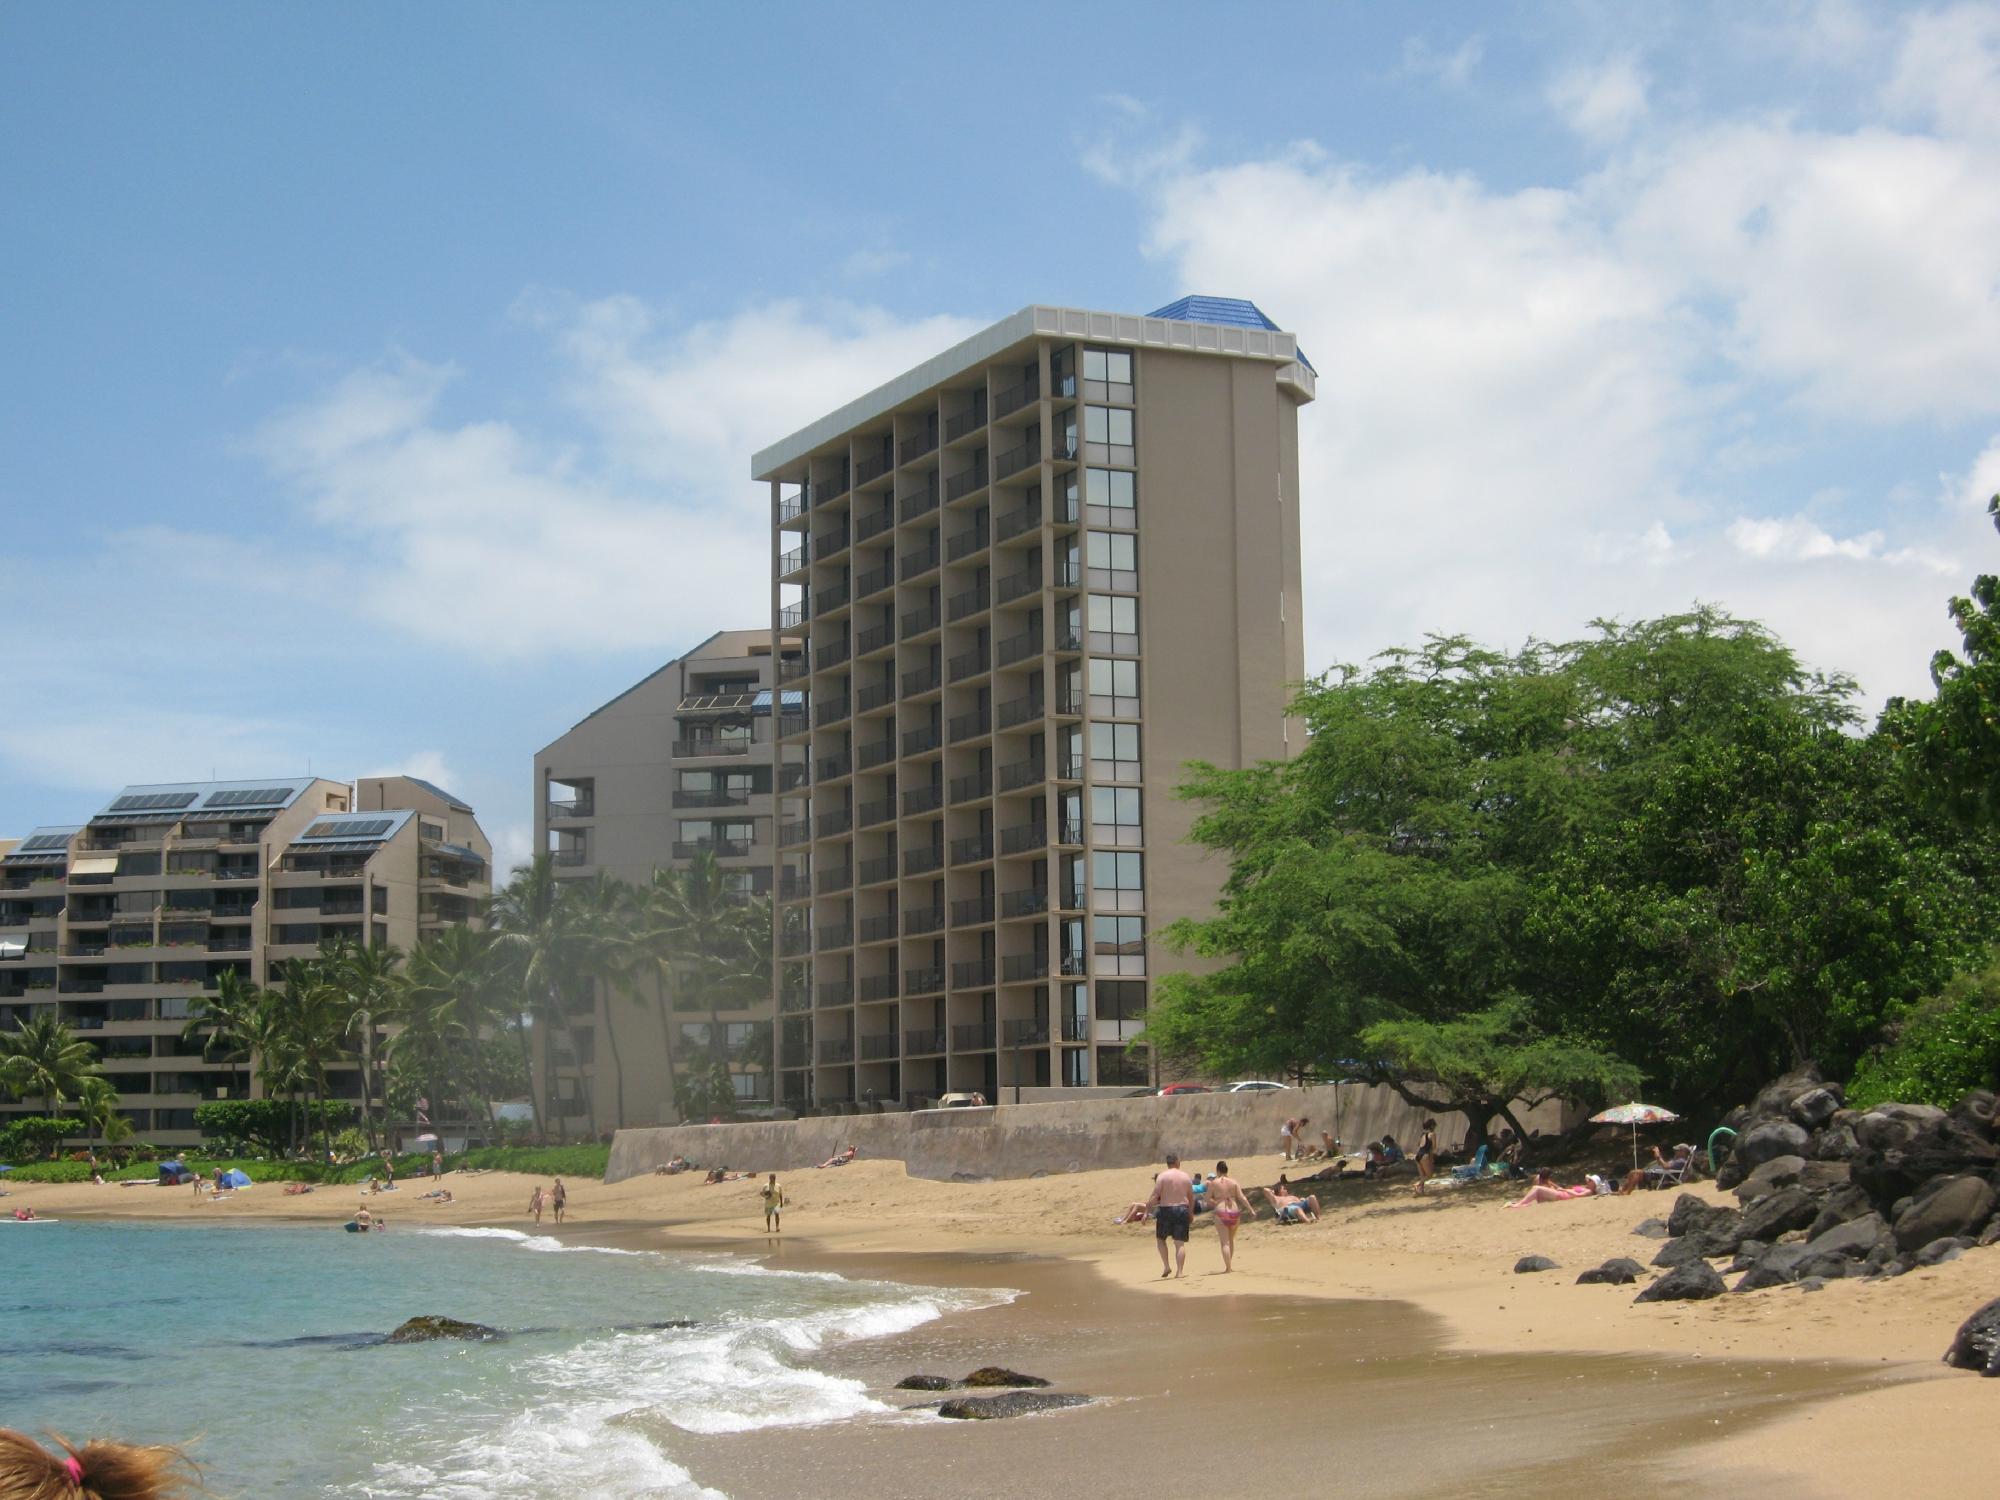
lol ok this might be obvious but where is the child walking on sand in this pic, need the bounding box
[527,1185,544,1224]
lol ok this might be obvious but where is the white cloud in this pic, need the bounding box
[490,821,535,880]
[1725,515,1957,573]
[1883,3,2000,140]
[1403,34,1484,89]
[1547,56,1649,143]
[362,750,459,790]
[227,300,982,661]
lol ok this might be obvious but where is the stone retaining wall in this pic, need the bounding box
[605,1084,1569,1183]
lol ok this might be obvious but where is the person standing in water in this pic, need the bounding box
[551,1178,567,1224]
[761,1173,786,1233]
[1207,1161,1254,1273]
[527,1185,544,1223]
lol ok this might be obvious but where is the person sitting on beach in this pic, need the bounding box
[10,1207,35,1221]
[282,1183,313,1196]
[813,1145,858,1169]
[0,1427,202,1499]
[1633,1142,1694,1190]
[1497,1128,1528,1180]
[1503,1170,1596,1207]
[656,1155,690,1176]
[1257,1183,1320,1224]
[1112,1200,1154,1226]
[1189,1173,1211,1213]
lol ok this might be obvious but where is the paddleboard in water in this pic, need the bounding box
[4,1217,57,1224]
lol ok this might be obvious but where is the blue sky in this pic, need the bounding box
[7,1,2000,871]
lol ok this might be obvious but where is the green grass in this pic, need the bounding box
[2,1143,612,1185]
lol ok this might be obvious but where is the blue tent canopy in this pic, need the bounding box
[219,1168,252,1189]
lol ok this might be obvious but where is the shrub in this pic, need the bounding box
[1851,956,2000,1109]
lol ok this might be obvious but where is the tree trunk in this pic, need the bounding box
[601,980,627,1132]
[653,968,678,1126]
[518,1010,547,1146]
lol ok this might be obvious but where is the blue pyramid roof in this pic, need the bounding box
[1147,296,1314,374]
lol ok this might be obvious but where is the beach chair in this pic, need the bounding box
[1644,1145,1696,1190]
[1449,1145,1489,1182]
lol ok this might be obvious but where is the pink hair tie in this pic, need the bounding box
[62,1455,84,1486]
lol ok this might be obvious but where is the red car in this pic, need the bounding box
[1157,1083,1210,1096]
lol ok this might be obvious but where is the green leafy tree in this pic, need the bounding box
[0,1012,102,1129]
[395,924,509,1138]
[490,855,590,1142]
[1850,956,2000,1108]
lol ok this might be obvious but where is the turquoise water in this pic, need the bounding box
[1,1222,1006,1497]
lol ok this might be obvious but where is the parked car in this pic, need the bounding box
[1158,1083,1210,1096]
[1227,1080,1293,1092]
[935,1092,989,1109]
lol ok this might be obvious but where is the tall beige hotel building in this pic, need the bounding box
[756,298,1312,1110]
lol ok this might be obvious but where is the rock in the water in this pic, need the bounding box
[1789,1087,1844,1130]
[1513,1255,1560,1274]
[1893,1175,1997,1252]
[1943,1296,2000,1376]
[1806,1183,1876,1242]
[1632,1218,1670,1239]
[937,1392,1092,1419]
[1736,1186,1819,1249]
[1576,1256,1646,1286]
[1735,1155,1807,1204]
[1914,1236,1973,1267]
[962,1367,1051,1388]
[895,1374,956,1391]
[384,1316,502,1344]
[1736,1121,1812,1172]
[1636,1261,1727,1303]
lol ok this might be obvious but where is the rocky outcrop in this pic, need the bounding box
[1631,1217,1670,1239]
[1635,1261,1726,1303]
[1513,1255,1560,1274]
[937,1392,1092,1419]
[383,1316,502,1344]
[1734,1155,1806,1203]
[895,1374,956,1391]
[1890,1175,1996,1253]
[1576,1257,1646,1286]
[1943,1297,2000,1376]
[962,1367,1051,1388]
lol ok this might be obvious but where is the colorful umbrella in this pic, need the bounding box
[1590,1102,1682,1169]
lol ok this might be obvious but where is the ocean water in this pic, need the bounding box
[0,1222,1009,1497]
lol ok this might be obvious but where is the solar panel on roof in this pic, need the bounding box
[204,787,295,809]
[108,792,199,812]
[17,833,71,852]
[303,817,394,840]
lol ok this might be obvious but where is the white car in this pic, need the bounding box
[1227,1080,1293,1092]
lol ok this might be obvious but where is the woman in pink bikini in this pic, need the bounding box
[1207,1161,1255,1272]
[1503,1170,1595,1207]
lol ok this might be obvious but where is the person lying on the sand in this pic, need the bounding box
[813,1145,858,1169]
[1503,1170,1596,1207]
[655,1155,692,1176]
[416,1187,454,1203]
[703,1167,751,1184]
[1257,1184,1320,1223]
[282,1183,314,1196]
[1113,1200,1154,1225]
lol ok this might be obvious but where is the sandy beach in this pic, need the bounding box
[13,1156,1993,1497]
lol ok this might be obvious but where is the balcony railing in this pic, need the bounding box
[949,832,993,864]
[674,789,752,809]
[900,544,940,582]
[904,904,944,935]
[818,1037,854,1063]
[780,1040,811,1067]
[859,854,897,887]
[819,750,853,781]
[814,579,850,614]
[814,694,850,727]
[902,846,943,876]
[1060,950,1089,976]
[778,873,811,901]
[899,431,938,467]
[948,708,990,743]
[1003,1018,1050,1046]
[904,966,944,995]
[858,796,896,828]
[855,503,893,541]
[857,973,898,1002]
[1002,886,1050,919]
[780,930,811,957]
[944,401,987,444]
[856,680,894,717]
[996,629,1041,668]
[901,725,942,757]
[817,980,853,1007]
[952,894,995,926]
[673,737,757,757]
[946,525,989,563]
[859,1031,899,1060]
[997,693,1043,731]
[1060,1014,1090,1042]
[1053,625,1083,654]
[816,865,853,894]
[815,639,851,672]
[546,796,595,819]
[947,645,988,682]
[1057,817,1086,846]
[996,563,1041,605]
[949,770,992,803]
[856,738,895,771]
[994,503,1041,543]
[818,921,853,950]
[900,606,941,640]
[944,458,988,503]
[855,448,894,487]
[1002,954,1048,983]
[779,493,807,522]
[905,1027,946,1055]
[947,583,988,623]
[778,656,809,683]
[994,436,1040,481]
[859,913,897,943]
[815,808,853,838]
[1000,823,1047,855]
[901,784,942,816]
[993,373,1038,418]
[780,545,809,575]
[551,847,591,867]
[855,562,894,599]
[817,470,851,503]
[856,622,895,657]
[953,1022,998,1050]
[672,839,752,860]
[953,958,997,988]
[901,665,941,697]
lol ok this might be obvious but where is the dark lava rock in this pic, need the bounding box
[1802,1213,1889,1264]
[1576,1256,1647,1286]
[1807,1183,1876,1241]
[1736,1121,1812,1172]
[1793,1253,1854,1283]
[1748,1065,1826,1122]
[1734,1155,1806,1204]
[1636,1261,1727,1303]
[1734,1244,1813,1293]
[1943,1296,2000,1375]
[1914,1236,1974,1267]
[1667,1193,1721,1239]
[1854,1104,1946,1154]
[895,1374,956,1391]
[1651,1236,1716,1270]
[1789,1087,1844,1130]
[384,1316,502,1344]
[937,1392,1092,1419]
[1632,1218,1670,1239]
[1798,1277,1827,1292]
[1949,1089,1997,1141]
[1513,1255,1560,1274]
[1727,1240,1770,1274]
[1893,1175,1997,1252]
[1799,1159,1852,1192]
[962,1367,1051,1388]
[1736,1186,1819,1249]
[1807,1120,1860,1162]
[1981,1218,2000,1249]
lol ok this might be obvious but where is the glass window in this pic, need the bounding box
[1091,850,1144,911]
[1089,721,1141,781]
[1062,1046,1090,1086]
[1083,347,1133,385]
[1087,531,1138,591]
[1095,979,1148,1021]
[1084,405,1133,447]
[1085,468,1135,510]
[1092,917,1145,974]
[1059,917,1088,975]
[1059,722,1085,779]
[1087,658,1139,717]
[1090,786,1143,846]
[1061,852,1087,909]
[1087,594,1138,654]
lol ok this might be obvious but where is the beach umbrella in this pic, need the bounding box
[219,1168,253,1189]
[1590,1102,1681,1170]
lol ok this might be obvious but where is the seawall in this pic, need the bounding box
[604,1084,1568,1183]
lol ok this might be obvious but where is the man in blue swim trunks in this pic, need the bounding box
[1145,1153,1196,1280]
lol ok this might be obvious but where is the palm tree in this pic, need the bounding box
[185,968,312,1153]
[489,855,587,1143]
[75,1074,127,1158]
[632,868,689,1123]
[647,854,772,1115]
[566,871,649,1132]
[396,924,503,1139]
[328,938,405,1151]
[273,953,354,1159]
[0,1012,101,1134]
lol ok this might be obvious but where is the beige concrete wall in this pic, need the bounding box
[606,1083,1569,1184]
